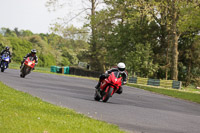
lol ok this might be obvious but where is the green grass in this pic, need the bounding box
[9,63,51,73]
[127,83,200,104]
[181,85,200,93]
[0,82,126,133]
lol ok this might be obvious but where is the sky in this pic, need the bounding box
[0,0,85,34]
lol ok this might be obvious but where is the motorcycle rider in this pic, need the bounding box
[20,49,38,69]
[95,62,128,94]
[0,46,12,67]
[1,46,12,59]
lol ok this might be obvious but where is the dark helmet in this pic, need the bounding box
[31,49,37,55]
[117,62,126,71]
[5,46,10,51]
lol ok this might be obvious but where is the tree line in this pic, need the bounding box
[83,0,200,87]
[1,0,200,87]
[0,27,89,68]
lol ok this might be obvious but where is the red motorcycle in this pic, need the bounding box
[94,71,122,102]
[20,57,35,78]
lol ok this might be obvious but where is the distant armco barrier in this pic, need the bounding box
[128,77,182,89]
[69,66,101,78]
[51,66,101,78]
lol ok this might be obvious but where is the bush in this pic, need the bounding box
[38,53,56,67]
[8,37,32,63]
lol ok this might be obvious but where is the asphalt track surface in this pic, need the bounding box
[1,69,200,133]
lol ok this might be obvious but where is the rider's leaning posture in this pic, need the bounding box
[20,49,38,69]
[95,62,128,94]
[0,46,12,67]
[0,46,12,60]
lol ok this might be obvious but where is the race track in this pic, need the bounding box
[1,69,200,133]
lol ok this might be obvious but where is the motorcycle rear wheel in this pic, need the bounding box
[94,90,101,101]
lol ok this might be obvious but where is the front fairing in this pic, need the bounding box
[1,54,10,62]
[24,57,35,68]
[100,72,122,92]
[108,72,122,87]
[100,79,110,90]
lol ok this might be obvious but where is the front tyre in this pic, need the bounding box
[102,87,113,102]
[1,63,5,72]
[20,73,25,78]
[20,66,26,78]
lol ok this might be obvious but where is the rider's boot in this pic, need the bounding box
[20,61,24,69]
[95,82,101,90]
[116,86,123,94]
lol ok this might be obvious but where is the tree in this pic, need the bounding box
[20,30,33,37]
[179,32,200,86]
[0,34,11,50]
[49,0,105,71]
[135,0,200,80]
[92,0,160,75]
[1,27,17,37]
[8,37,32,62]
[45,0,200,83]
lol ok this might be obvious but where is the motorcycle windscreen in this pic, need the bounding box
[108,72,122,85]
[2,53,9,57]
[2,54,10,61]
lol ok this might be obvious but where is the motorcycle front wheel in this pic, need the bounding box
[20,66,26,78]
[102,87,113,102]
[1,63,5,72]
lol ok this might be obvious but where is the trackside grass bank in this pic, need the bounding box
[0,82,125,133]
[127,83,200,104]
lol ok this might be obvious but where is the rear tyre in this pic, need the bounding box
[94,90,101,101]
[102,87,113,102]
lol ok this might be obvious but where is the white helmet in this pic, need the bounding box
[117,62,125,71]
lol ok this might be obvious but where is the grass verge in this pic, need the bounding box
[9,63,51,74]
[127,83,200,104]
[0,82,125,133]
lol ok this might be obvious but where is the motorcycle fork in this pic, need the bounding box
[101,86,109,96]
[105,86,115,97]
[110,86,116,96]
[2,62,7,68]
